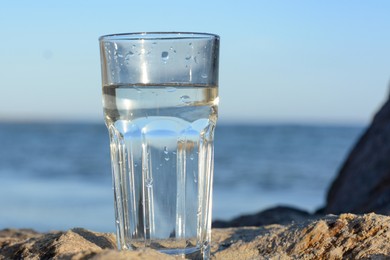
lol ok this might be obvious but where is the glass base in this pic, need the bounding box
[159,246,206,259]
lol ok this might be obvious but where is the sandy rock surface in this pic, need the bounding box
[1,213,390,259]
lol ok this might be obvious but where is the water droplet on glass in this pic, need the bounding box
[164,157,170,161]
[135,87,142,93]
[189,42,192,46]
[194,56,198,63]
[185,55,191,60]
[163,146,169,154]
[161,51,169,63]
[201,73,208,79]
[190,154,195,160]
[166,87,176,92]
[180,95,191,103]
[116,219,120,224]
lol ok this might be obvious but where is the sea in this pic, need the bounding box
[0,122,365,232]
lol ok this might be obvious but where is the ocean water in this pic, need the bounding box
[0,122,364,232]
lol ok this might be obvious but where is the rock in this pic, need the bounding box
[1,213,390,259]
[325,96,390,215]
[0,228,172,260]
[213,205,315,228]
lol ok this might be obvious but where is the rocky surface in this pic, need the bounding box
[325,95,390,215]
[2,213,390,259]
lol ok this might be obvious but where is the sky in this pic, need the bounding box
[1,1,390,125]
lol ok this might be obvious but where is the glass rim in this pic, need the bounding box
[99,32,220,42]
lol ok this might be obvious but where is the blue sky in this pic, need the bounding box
[1,1,390,124]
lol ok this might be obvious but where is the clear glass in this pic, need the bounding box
[99,32,219,259]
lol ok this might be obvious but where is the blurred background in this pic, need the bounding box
[1,1,390,232]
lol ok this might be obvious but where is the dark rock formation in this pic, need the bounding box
[325,96,390,214]
[213,205,315,228]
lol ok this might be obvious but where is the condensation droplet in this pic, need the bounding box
[161,51,169,63]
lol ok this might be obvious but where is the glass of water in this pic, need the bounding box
[99,32,219,259]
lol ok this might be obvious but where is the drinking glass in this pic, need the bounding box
[99,32,219,259]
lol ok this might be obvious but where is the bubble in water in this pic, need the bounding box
[161,51,169,63]
[166,87,176,92]
[146,178,153,188]
[125,51,134,62]
[163,146,170,161]
[180,95,191,103]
